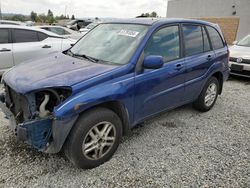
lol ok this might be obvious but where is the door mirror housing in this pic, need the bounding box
[232,41,238,45]
[143,55,164,69]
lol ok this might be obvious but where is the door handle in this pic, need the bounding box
[207,55,213,61]
[175,63,184,70]
[42,45,51,49]
[0,48,11,52]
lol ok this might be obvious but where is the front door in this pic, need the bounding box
[0,28,14,71]
[134,25,185,122]
[12,29,52,65]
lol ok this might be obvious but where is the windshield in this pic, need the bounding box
[70,23,149,65]
[237,35,250,47]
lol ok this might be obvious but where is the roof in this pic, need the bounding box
[0,20,24,25]
[0,24,61,37]
[103,18,216,27]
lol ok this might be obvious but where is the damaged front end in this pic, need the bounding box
[0,84,78,153]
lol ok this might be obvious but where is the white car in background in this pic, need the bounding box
[79,22,99,35]
[229,35,250,78]
[37,25,83,40]
[0,25,76,75]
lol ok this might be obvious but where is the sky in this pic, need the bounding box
[1,0,168,18]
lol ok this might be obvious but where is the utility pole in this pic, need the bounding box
[166,0,169,17]
[0,0,2,20]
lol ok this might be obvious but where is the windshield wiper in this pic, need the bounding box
[67,50,98,63]
[66,50,115,65]
[77,54,99,63]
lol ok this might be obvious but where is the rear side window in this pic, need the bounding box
[206,26,224,50]
[144,26,180,62]
[202,27,211,52]
[0,29,9,44]
[38,32,48,41]
[13,29,39,43]
[182,25,203,56]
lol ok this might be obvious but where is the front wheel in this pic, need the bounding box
[193,76,219,112]
[64,108,122,169]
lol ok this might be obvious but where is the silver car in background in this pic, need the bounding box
[37,25,83,40]
[0,25,76,75]
[229,35,250,78]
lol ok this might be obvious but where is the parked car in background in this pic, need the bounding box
[0,20,24,25]
[0,19,229,169]
[0,25,76,75]
[37,25,83,40]
[79,22,99,35]
[66,19,92,31]
[229,34,250,78]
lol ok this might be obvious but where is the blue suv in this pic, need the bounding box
[0,18,229,169]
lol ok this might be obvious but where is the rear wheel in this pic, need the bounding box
[64,108,122,169]
[193,76,219,112]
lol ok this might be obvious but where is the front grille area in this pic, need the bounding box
[230,57,250,64]
[5,85,31,124]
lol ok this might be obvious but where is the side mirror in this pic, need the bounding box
[232,41,238,45]
[143,55,164,69]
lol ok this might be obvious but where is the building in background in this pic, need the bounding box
[167,0,250,42]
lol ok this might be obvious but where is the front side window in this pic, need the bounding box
[70,23,149,65]
[206,26,224,50]
[13,29,39,43]
[183,25,203,56]
[144,26,180,62]
[38,32,48,41]
[0,29,9,44]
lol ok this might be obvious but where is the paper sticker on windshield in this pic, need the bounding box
[118,30,139,37]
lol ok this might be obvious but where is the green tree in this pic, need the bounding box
[30,11,37,22]
[151,11,157,17]
[47,9,55,24]
[71,15,75,20]
[38,13,47,23]
[47,9,53,17]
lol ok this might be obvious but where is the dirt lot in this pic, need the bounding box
[0,77,249,188]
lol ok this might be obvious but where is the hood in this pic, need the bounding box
[230,45,250,59]
[3,52,118,94]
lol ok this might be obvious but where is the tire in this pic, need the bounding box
[193,76,219,112]
[64,107,122,169]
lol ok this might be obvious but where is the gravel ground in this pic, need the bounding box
[0,76,250,188]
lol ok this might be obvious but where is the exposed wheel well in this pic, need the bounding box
[212,72,223,94]
[80,101,130,136]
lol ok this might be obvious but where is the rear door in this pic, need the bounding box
[0,28,14,71]
[12,29,53,65]
[206,26,228,70]
[182,24,215,102]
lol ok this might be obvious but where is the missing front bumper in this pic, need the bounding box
[0,100,78,153]
[0,100,53,149]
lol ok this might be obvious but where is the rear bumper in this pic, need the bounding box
[0,95,78,153]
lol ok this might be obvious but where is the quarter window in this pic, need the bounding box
[0,29,9,44]
[183,25,203,56]
[13,29,39,43]
[144,26,180,62]
[206,26,224,49]
[202,27,211,52]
